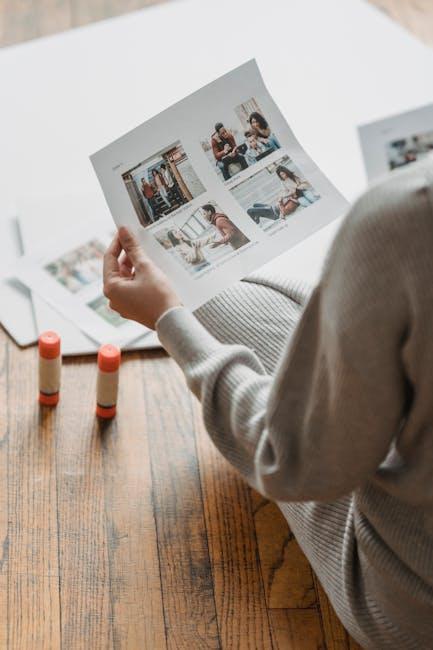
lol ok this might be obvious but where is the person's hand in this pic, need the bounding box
[103,226,181,330]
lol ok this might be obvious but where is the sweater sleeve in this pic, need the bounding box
[157,185,411,502]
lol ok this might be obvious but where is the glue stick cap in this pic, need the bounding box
[98,344,121,372]
[38,331,61,359]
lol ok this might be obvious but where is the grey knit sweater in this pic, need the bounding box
[157,159,433,649]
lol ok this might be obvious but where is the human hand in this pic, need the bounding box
[103,226,181,330]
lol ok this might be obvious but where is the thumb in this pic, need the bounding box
[118,226,144,266]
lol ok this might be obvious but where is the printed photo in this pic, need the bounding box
[200,98,280,182]
[87,295,126,327]
[153,201,250,276]
[122,140,206,228]
[231,155,320,231]
[44,239,105,293]
[386,129,433,170]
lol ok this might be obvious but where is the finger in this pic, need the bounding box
[118,226,144,266]
[103,235,122,283]
[119,252,134,278]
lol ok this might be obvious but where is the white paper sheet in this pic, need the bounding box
[17,196,160,354]
[13,198,150,347]
[359,103,433,182]
[91,60,348,310]
[0,192,37,347]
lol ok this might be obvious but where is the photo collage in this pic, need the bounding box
[121,98,321,277]
[386,128,433,170]
[44,238,126,327]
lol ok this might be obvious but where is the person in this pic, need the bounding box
[276,164,318,207]
[160,163,182,204]
[103,157,433,649]
[152,168,171,210]
[166,229,213,273]
[140,177,156,222]
[201,203,250,250]
[244,130,272,166]
[248,112,280,151]
[211,122,248,180]
[246,202,280,224]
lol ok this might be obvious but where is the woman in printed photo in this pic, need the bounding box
[152,168,171,210]
[167,229,212,273]
[248,111,280,151]
[276,164,318,207]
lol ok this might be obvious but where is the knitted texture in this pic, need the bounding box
[157,159,433,649]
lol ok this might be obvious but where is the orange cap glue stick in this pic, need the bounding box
[38,331,61,406]
[96,344,121,419]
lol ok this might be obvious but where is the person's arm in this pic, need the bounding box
[212,137,227,161]
[156,190,410,503]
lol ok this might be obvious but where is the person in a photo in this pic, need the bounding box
[276,165,317,207]
[244,130,272,166]
[247,202,281,224]
[248,112,280,151]
[141,177,156,222]
[160,163,174,189]
[167,229,212,273]
[202,203,250,250]
[211,122,248,180]
[152,168,171,210]
[160,163,182,204]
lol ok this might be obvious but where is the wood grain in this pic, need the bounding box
[192,399,273,650]
[270,609,324,650]
[142,355,220,649]
[0,332,9,650]
[101,352,165,649]
[250,491,316,609]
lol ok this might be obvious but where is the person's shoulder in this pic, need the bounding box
[345,158,433,244]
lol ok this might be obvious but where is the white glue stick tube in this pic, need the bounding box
[38,331,61,406]
[96,344,121,419]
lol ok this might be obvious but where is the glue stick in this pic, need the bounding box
[96,344,121,419]
[38,331,61,406]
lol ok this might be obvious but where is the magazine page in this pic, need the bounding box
[91,60,348,311]
[14,223,148,346]
[359,103,433,182]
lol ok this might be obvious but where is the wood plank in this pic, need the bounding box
[70,0,168,28]
[269,608,324,650]
[370,0,433,46]
[0,330,9,649]
[250,491,316,609]
[313,575,351,650]
[142,355,220,649]
[55,356,113,649]
[192,399,273,649]
[6,341,61,649]
[101,351,166,649]
[0,0,71,47]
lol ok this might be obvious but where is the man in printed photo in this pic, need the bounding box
[211,122,248,180]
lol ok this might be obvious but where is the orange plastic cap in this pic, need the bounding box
[39,391,59,406]
[96,404,117,419]
[98,344,121,372]
[38,331,61,359]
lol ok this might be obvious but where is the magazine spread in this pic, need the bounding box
[91,60,348,311]
[359,103,433,182]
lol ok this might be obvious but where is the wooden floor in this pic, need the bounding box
[0,1,431,649]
